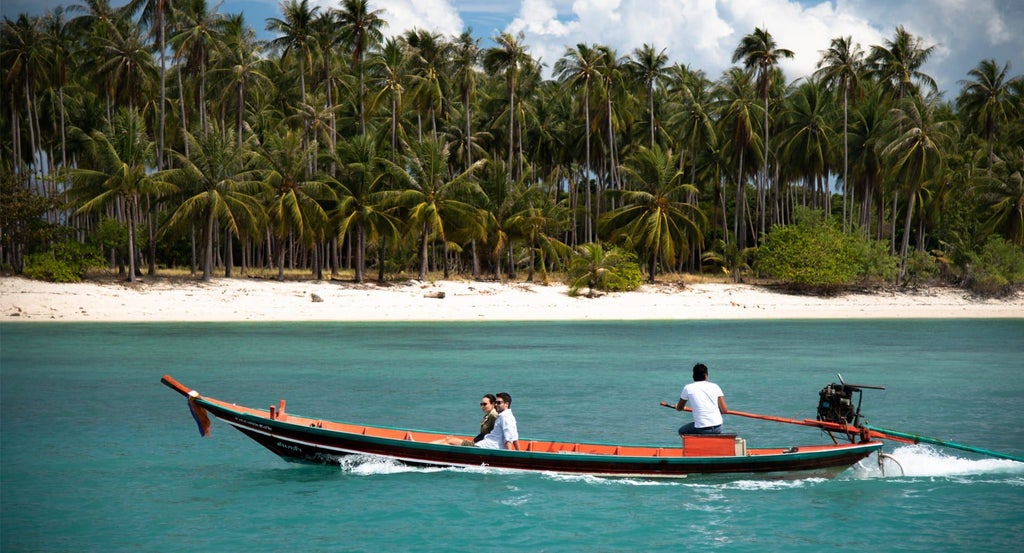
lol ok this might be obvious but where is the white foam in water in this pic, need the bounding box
[855,445,1024,478]
[542,472,681,486]
[331,447,1024,481]
[725,478,826,491]
[336,454,448,475]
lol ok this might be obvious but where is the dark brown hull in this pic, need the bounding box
[163,375,883,478]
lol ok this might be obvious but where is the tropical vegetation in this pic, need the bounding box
[2,2,1023,293]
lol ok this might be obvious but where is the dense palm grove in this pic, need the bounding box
[2,0,1023,292]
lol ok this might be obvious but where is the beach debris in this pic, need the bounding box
[424,291,446,299]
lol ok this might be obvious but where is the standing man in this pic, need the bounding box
[476,392,519,450]
[675,363,728,442]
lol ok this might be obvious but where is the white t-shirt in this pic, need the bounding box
[680,380,724,428]
[476,409,518,449]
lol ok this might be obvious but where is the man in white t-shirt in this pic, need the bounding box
[674,363,728,444]
[475,392,519,450]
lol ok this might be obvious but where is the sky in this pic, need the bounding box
[5,0,1023,96]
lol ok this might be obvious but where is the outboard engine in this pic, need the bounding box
[816,374,885,442]
[817,382,858,426]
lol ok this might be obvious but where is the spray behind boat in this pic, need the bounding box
[812,374,1024,464]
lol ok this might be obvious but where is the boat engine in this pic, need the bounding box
[816,374,885,442]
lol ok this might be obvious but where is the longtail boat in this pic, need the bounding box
[161,375,892,478]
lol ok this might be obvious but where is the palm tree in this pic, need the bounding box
[666,64,716,206]
[124,0,174,169]
[310,9,342,156]
[779,78,835,217]
[597,44,626,193]
[170,0,224,135]
[329,134,401,283]
[162,123,265,280]
[601,144,704,282]
[451,30,480,170]
[715,67,761,249]
[866,25,937,102]
[881,96,953,281]
[566,242,631,297]
[41,7,78,171]
[975,146,1024,245]
[506,191,570,283]
[404,28,448,139]
[732,27,793,238]
[209,13,272,144]
[815,36,864,229]
[97,22,158,113]
[554,43,601,243]
[266,0,319,109]
[2,13,45,174]
[957,59,1022,172]
[66,108,176,282]
[371,36,410,158]
[483,31,529,182]
[337,0,386,135]
[255,128,334,281]
[866,25,938,252]
[627,44,669,147]
[390,137,486,280]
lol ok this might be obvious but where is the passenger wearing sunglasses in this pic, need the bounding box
[434,394,498,446]
[474,392,519,450]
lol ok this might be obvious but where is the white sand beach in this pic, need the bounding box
[1,276,1020,322]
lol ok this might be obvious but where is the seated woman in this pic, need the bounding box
[433,394,498,446]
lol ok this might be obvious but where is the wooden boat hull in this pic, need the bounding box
[163,375,883,478]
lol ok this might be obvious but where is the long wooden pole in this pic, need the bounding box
[660,401,848,431]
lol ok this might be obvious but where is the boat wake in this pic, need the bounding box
[335,454,450,475]
[852,445,1024,479]
[333,454,519,477]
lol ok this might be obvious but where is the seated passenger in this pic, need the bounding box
[474,392,519,450]
[434,394,498,446]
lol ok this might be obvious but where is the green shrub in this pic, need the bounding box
[603,259,643,292]
[567,243,642,296]
[904,249,940,286]
[967,236,1024,295]
[850,237,900,284]
[23,241,105,283]
[757,224,855,288]
[757,208,898,289]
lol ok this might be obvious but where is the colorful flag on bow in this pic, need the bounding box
[188,395,211,437]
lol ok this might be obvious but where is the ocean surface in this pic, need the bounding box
[2,319,1023,552]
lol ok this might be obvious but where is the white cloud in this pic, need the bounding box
[308,0,464,38]
[371,0,464,37]
[490,0,1021,93]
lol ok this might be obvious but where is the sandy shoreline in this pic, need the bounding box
[1,275,1021,322]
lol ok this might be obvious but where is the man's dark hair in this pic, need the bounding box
[693,363,709,381]
[497,392,512,406]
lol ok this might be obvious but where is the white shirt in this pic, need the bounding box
[680,380,724,428]
[476,409,518,449]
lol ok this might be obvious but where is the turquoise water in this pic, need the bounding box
[2,320,1023,552]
